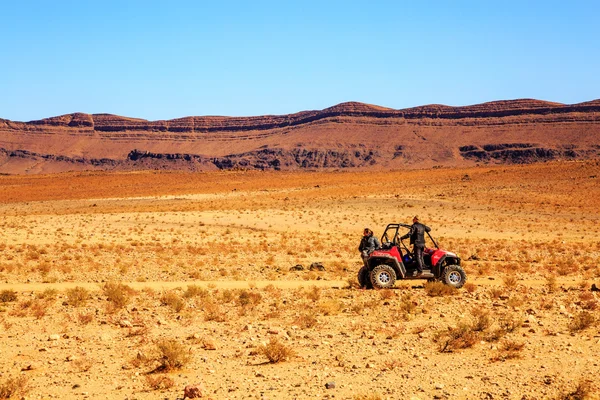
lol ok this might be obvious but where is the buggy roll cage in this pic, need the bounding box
[380,223,439,251]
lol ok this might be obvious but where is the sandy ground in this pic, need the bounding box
[0,161,599,399]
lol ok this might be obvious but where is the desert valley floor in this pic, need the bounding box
[0,161,599,399]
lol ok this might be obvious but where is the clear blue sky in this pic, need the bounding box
[1,0,599,122]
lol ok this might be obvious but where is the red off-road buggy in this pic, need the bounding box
[358,223,466,289]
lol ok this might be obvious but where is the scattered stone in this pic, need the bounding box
[290,264,304,271]
[72,384,81,389]
[66,355,78,362]
[183,383,204,399]
[309,262,325,271]
[119,319,133,328]
[591,284,599,292]
[325,382,336,389]
[21,364,37,371]
[48,334,60,341]
[435,383,445,390]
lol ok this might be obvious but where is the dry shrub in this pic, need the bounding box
[259,338,295,363]
[503,275,518,289]
[555,379,594,400]
[546,275,557,293]
[346,276,361,289]
[293,313,318,329]
[203,302,225,322]
[568,311,596,333]
[489,287,504,299]
[145,375,174,390]
[36,288,58,300]
[381,359,403,371]
[0,375,29,399]
[425,281,457,297]
[471,309,492,332]
[434,323,479,352]
[160,291,186,313]
[464,282,477,293]
[379,289,395,301]
[306,286,321,302]
[238,290,262,307]
[0,290,17,303]
[72,357,94,372]
[498,312,523,334]
[318,299,342,316]
[183,285,208,299]
[66,286,89,307]
[491,340,526,361]
[353,394,383,400]
[155,339,191,371]
[77,312,94,325]
[103,282,135,309]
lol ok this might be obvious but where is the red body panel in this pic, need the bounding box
[370,246,402,260]
[426,248,448,267]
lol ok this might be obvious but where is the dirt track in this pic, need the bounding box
[0,277,587,293]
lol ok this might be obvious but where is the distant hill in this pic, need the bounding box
[1,99,599,174]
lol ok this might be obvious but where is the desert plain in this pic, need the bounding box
[0,160,599,399]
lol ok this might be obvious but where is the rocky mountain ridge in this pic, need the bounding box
[0,99,599,174]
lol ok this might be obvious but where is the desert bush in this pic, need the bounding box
[145,375,174,390]
[425,281,457,297]
[503,275,518,289]
[554,379,594,400]
[103,282,134,309]
[72,357,94,372]
[492,340,526,361]
[238,290,262,307]
[318,299,342,316]
[66,286,89,307]
[77,312,94,325]
[379,289,395,301]
[183,285,208,299]
[470,309,492,332]
[498,312,523,334]
[546,275,557,293]
[293,313,318,329]
[0,290,17,303]
[434,323,479,352]
[155,339,191,371]
[259,338,295,363]
[464,282,477,293]
[353,394,382,400]
[0,375,29,399]
[489,287,504,299]
[306,286,321,302]
[36,288,58,300]
[160,291,185,313]
[203,302,225,322]
[568,311,596,333]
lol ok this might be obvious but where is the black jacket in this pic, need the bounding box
[401,222,431,247]
[358,234,380,254]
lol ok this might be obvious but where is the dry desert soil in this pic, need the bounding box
[1,161,599,399]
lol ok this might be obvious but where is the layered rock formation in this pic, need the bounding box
[0,99,599,174]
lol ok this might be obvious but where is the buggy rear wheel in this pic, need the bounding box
[370,264,396,289]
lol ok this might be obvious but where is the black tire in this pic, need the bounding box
[357,266,372,289]
[443,265,467,289]
[370,264,396,289]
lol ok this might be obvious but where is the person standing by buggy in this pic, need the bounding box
[358,228,380,268]
[401,216,430,276]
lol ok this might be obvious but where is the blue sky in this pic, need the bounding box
[1,0,598,121]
